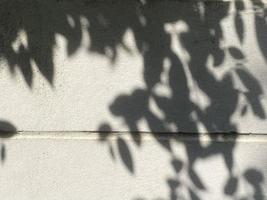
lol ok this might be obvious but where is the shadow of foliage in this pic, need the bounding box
[0,0,266,199]
[0,120,17,163]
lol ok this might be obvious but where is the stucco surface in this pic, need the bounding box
[0,133,266,200]
[0,0,267,133]
[0,1,266,199]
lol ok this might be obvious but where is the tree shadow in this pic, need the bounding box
[0,0,266,199]
[0,120,17,163]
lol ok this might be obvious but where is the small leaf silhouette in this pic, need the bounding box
[229,47,245,59]
[244,169,263,184]
[213,49,225,67]
[167,178,180,189]
[255,15,267,60]
[108,143,116,160]
[171,159,183,173]
[235,68,266,118]
[189,168,206,190]
[98,122,112,141]
[235,14,244,43]
[18,45,33,87]
[236,68,262,94]
[0,121,17,138]
[167,178,180,200]
[189,188,201,200]
[224,176,238,195]
[117,137,134,173]
[1,144,6,162]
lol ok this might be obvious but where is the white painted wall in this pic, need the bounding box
[0,0,266,133]
[0,0,266,199]
[0,133,266,200]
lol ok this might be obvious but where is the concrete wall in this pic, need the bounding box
[0,133,266,200]
[0,0,266,199]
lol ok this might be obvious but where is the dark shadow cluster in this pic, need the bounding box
[0,0,266,199]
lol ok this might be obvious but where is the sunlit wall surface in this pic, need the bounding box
[0,0,266,199]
